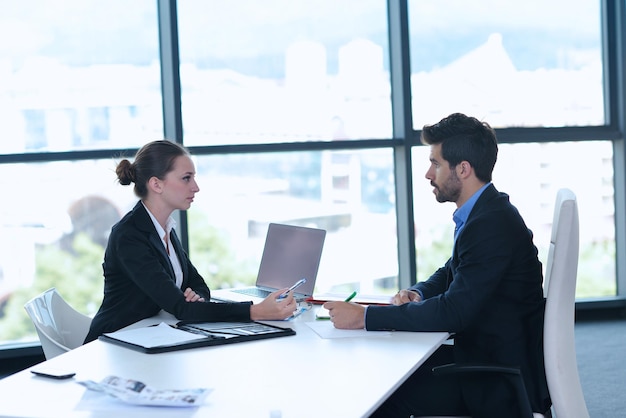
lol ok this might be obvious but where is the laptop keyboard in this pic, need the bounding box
[232,288,273,298]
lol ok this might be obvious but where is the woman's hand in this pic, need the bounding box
[183,287,206,302]
[250,289,297,320]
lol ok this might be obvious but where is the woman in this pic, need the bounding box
[84,140,296,343]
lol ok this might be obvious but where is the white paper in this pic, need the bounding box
[315,306,331,319]
[103,322,206,348]
[306,320,391,339]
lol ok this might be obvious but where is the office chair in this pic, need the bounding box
[415,188,589,418]
[24,287,92,360]
[540,188,588,418]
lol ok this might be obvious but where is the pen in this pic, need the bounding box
[277,278,307,300]
[345,291,357,302]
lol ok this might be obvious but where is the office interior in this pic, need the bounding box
[1,0,625,407]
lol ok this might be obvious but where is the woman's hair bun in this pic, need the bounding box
[115,159,135,185]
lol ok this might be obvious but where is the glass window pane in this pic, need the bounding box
[0,0,161,154]
[188,149,398,296]
[408,0,603,128]
[0,160,135,346]
[177,0,391,145]
[413,141,616,299]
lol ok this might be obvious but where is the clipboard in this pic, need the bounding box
[306,293,391,306]
[99,321,295,354]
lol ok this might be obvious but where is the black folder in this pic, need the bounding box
[99,321,295,354]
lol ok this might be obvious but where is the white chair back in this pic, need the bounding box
[543,188,589,418]
[24,287,92,359]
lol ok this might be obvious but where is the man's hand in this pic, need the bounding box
[322,301,366,329]
[391,289,421,305]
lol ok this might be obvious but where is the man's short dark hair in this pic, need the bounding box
[421,113,498,183]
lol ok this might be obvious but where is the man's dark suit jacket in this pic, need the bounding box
[366,184,551,414]
[84,201,251,343]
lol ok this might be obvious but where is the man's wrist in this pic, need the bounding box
[363,305,368,330]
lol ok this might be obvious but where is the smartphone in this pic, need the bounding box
[277,278,307,300]
[31,367,76,380]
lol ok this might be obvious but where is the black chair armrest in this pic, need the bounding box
[433,363,522,376]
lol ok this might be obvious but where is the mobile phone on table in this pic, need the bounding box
[31,367,76,380]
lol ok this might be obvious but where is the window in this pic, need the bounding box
[0,0,161,154]
[188,149,398,295]
[177,0,391,144]
[0,160,132,344]
[408,0,603,128]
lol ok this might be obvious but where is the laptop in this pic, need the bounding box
[211,223,326,303]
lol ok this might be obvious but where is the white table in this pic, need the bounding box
[0,308,448,418]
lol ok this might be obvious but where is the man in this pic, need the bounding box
[324,113,551,417]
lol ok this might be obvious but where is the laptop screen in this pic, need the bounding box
[255,223,326,297]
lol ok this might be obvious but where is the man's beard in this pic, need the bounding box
[433,171,461,203]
